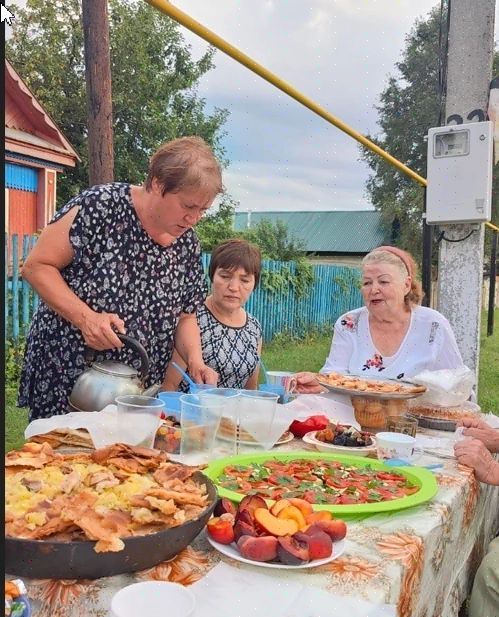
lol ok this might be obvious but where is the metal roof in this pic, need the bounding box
[233,210,387,253]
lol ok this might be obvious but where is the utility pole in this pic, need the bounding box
[82,0,114,185]
[437,0,495,382]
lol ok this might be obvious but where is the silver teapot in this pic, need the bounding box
[68,334,162,412]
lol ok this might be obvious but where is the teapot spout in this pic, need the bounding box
[142,383,162,398]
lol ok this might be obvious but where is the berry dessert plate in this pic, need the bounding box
[302,430,377,457]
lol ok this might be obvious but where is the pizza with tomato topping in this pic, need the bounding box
[217,458,419,505]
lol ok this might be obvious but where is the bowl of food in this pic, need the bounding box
[5,442,217,579]
[302,422,376,457]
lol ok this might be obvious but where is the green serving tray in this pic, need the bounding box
[204,451,438,516]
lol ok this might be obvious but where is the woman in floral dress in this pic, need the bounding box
[19,137,221,420]
[295,246,464,392]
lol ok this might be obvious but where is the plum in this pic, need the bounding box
[237,535,279,562]
[277,535,310,565]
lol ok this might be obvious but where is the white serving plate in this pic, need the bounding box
[302,430,377,457]
[207,536,345,569]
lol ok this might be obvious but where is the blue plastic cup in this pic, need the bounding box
[157,391,184,419]
[258,383,287,404]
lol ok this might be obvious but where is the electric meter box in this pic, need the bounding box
[426,121,493,224]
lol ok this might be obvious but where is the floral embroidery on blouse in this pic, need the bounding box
[362,353,385,372]
[429,321,439,344]
[340,314,358,332]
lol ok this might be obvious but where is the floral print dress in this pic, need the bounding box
[18,183,207,420]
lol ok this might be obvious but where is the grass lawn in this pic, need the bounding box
[5,311,498,451]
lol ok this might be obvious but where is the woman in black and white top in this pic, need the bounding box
[162,239,263,391]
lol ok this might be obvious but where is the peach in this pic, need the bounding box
[254,508,299,537]
[276,505,307,531]
[235,509,256,527]
[233,519,258,542]
[294,530,332,560]
[277,535,310,565]
[206,514,235,545]
[314,519,347,542]
[270,499,291,517]
[304,511,333,525]
[214,497,237,518]
[237,535,278,562]
[289,498,314,517]
[237,495,268,519]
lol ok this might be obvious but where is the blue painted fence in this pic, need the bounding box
[6,234,363,341]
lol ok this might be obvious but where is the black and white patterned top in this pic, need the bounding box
[179,303,262,391]
[18,182,207,420]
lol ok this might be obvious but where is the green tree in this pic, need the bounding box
[243,219,306,262]
[361,5,499,262]
[6,0,229,205]
[195,197,241,252]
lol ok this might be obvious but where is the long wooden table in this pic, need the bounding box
[6,431,499,617]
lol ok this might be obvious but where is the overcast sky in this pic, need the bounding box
[7,1,498,212]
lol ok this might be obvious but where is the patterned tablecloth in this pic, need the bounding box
[6,432,499,617]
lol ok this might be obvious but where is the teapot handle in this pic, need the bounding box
[84,334,150,382]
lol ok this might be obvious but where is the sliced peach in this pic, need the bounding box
[270,499,291,517]
[289,498,314,517]
[237,495,268,520]
[254,508,299,537]
[206,514,235,545]
[277,535,310,565]
[304,511,333,525]
[276,505,307,531]
[294,530,332,560]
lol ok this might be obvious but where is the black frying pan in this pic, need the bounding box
[5,472,217,580]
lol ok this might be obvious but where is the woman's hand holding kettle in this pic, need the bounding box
[77,309,126,350]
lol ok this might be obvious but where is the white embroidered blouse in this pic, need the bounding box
[321,305,464,380]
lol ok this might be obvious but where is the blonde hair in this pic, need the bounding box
[362,248,423,306]
[145,136,223,197]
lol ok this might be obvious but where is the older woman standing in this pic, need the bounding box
[162,238,263,391]
[296,246,464,392]
[19,136,221,420]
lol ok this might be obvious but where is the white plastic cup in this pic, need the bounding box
[113,395,165,448]
[376,432,423,463]
[110,581,195,617]
[179,393,226,464]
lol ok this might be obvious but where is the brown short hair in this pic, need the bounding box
[145,136,223,197]
[362,247,424,306]
[209,239,262,286]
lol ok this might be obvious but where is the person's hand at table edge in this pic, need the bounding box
[294,371,327,394]
[454,438,499,485]
[457,418,499,454]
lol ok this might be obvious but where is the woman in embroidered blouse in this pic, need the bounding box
[19,136,221,420]
[162,238,263,391]
[295,246,464,393]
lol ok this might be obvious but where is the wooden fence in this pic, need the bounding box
[5,234,363,341]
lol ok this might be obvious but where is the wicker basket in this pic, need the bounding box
[352,396,408,432]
